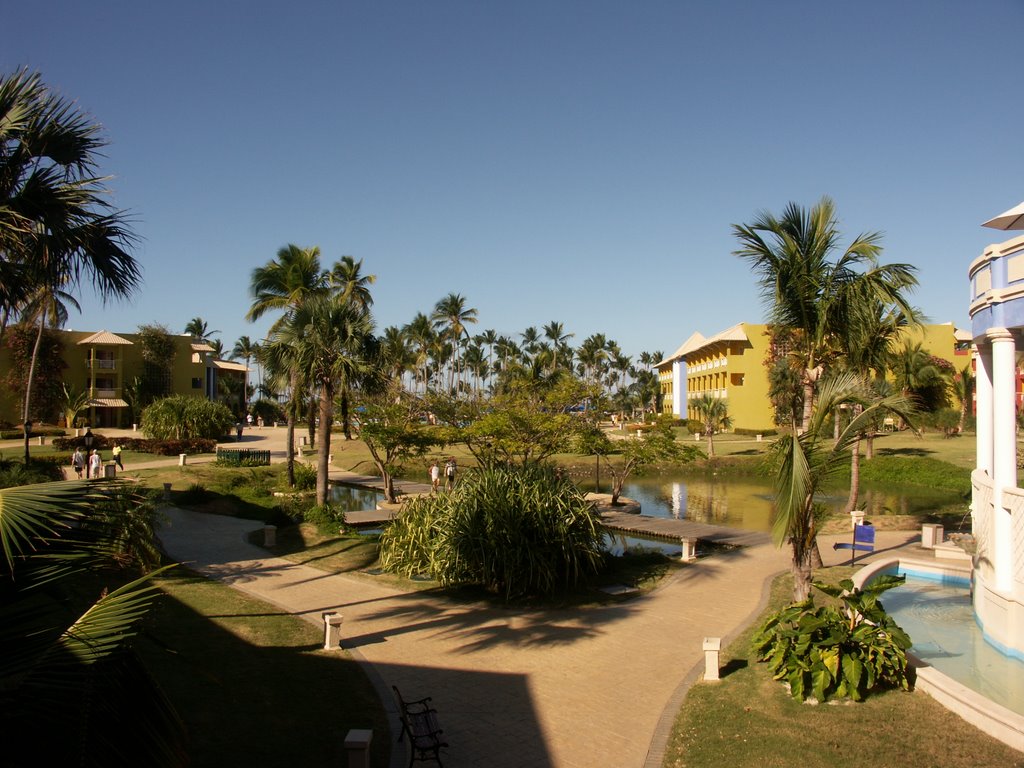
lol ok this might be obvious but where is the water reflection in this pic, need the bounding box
[328,483,383,512]
[579,474,962,533]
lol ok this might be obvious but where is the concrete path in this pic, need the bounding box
[13,426,939,766]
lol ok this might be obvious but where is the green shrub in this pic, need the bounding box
[0,425,66,439]
[734,427,777,437]
[250,398,286,425]
[141,395,235,441]
[379,465,604,600]
[752,575,912,702]
[303,503,346,531]
[291,463,317,491]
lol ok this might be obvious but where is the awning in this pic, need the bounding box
[87,398,129,408]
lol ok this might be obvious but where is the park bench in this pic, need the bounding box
[833,522,875,565]
[392,685,448,767]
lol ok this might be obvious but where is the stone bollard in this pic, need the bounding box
[178,453,187,466]
[328,454,333,464]
[300,435,308,447]
[323,612,343,649]
[344,729,372,768]
[263,525,277,547]
[132,423,138,432]
[850,509,865,529]
[694,433,700,441]
[103,463,116,479]
[680,537,697,562]
[36,436,44,446]
[163,482,172,501]
[921,523,944,549]
[756,434,762,442]
[703,636,722,682]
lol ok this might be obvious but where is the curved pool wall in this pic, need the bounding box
[856,557,1024,751]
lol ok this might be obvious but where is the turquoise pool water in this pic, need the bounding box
[883,569,1024,716]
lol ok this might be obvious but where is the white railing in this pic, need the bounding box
[86,359,116,369]
[973,469,993,578]
[92,388,118,399]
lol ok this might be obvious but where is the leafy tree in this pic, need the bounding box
[582,418,700,504]
[889,341,951,413]
[689,393,732,457]
[2,323,66,426]
[136,324,177,404]
[733,197,917,432]
[0,479,185,765]
[358,388,441,503]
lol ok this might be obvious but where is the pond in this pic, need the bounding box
[578,474,964,533]
[328,483,384,513]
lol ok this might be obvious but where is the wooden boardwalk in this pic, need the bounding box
[330,470,771,548]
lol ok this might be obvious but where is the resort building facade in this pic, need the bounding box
[656,321,971,433]
[0,328,247,428]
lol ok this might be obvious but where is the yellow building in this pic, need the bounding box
[0,328,247,428]
[656,321,971,433]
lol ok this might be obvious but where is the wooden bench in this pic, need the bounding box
[392,686,448,767]
[833,522,875,565]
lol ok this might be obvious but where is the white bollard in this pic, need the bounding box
[680,537,698,562]
[323,612,343,649]
[850,510,865,529]
[921,523,944,549]
[756,434,762,442]
[344,729,372,768]
[178,453,187,466]
[703,636,722,681]
[263,525,277,547]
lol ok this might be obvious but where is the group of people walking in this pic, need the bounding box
[71,443,124,479]
[429,458,457,493]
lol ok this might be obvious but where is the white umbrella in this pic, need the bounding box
[983,201,1024,230]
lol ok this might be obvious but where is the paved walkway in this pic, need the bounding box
[12,427,943,766]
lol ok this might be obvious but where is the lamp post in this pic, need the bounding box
[23,420,32,464]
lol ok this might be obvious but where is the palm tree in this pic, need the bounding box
[246,244,329,485]
[431,293,477,393]
[951,363,975,434]
[771,373,914,601]
[269,294,377,505]
[329,255,376,310]
[0,70,140,347]
[733,196,917,432]
[690,394,733,457]
[183,316,220,342]
[889,341,946,404]
[403,313,436,392]
[231,335,259,408]
[543,321,574,372]
[0,479,185,764]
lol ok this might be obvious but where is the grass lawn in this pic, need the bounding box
[663,568,1024,768]
[136,568,391,768]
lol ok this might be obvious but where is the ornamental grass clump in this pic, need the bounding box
[752,574,912,702]
[379,465,604,600]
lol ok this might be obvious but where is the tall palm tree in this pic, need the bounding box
[431,293,477,393]
[690,393,732,457]
[269,294,377,504]
[0,70,140,347]
[329,255,376,310]
[733,196,917,432]
[246,244,329,485]
[183,316,220,342]
[772,373,914,601]
[951,363,975,434]
[403,312,436,393]
[231,335,259,408]
[543,321,574,373]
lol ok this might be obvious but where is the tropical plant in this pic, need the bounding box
[752,575,912,702]
[768,372,915,601]
[329,255,376,310]
[379,464,605,600]
[733,197,917,432]
[140,394,235,441]
[0,69,140,344]
[431,293,477,393]
[0,479,185,765]
[950,363,975,434]
[183,316,219,342]
[136,323,177,404]
[358,388,441,503]
[60,381,90,428]
[246,244,329,486]
[689,394,732,457]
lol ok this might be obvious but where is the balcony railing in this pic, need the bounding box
[92,388,118,399]
[86,359,117,370]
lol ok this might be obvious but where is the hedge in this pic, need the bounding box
[52,434,217,456]
[215,448,272,467]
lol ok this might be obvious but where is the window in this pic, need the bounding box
[192,377,202,389]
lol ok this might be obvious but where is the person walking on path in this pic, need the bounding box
[112,443,124,471]
[445,458,456,491]
[88,449,102,479]
[429,460,441,493]
[71,447,85,479]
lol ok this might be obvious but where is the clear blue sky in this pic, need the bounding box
[6,0,1023,362]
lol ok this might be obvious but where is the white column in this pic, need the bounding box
[990,329,1017,592]
[672,360,684,417]
[975,342,994,477]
